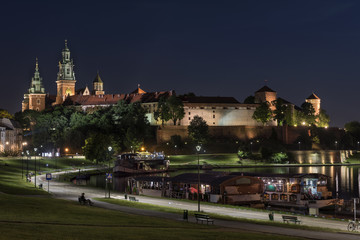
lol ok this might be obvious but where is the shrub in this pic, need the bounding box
[270,152,288,163]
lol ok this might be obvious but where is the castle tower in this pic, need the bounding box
[305,93,321,115]
[55,40,76,104]
[92,72,104,95]
[22,58,46,112]
[254,85,277,110]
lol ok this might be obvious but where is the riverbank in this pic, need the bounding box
[168,152,360,169]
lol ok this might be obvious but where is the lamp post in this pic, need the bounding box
[250,142,253,153]
[21,142,27,179]
[34,148,37,188]
[335,141,338,150]
[21,151,24,179]
[196,145,201,212]
[26,150,29,181]
[107,146,112,198]
[298,141,301,151]
[357,141,359,151]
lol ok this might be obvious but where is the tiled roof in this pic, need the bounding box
[131,87,147,94]
[181,96,240,104]
[93,73,103,83]
[255,85,276,93]
[64,91,174,106]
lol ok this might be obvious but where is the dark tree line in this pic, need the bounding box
[16,101,150,163]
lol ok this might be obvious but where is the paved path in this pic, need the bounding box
[34,171,360,240]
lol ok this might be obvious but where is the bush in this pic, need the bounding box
[270,152,288,163]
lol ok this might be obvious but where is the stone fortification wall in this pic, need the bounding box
[157,125,344,146]
[288,150,353,164]
[157,125,306,144]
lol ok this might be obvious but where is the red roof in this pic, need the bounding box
[64,91,174,106]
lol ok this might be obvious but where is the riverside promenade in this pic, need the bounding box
[36,171,360,240]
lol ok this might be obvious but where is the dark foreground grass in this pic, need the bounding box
[0,194,307,240]
[98,198,348,234]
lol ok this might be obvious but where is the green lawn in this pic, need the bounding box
[0,157,95,195]
[169,153,266,167]
[169,154,239,166]
[345,152,360,164]
[97,198,343,234]
[0,194,307,240]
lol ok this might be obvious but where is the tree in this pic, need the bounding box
[82,132,113,164]
[283,106,296,126]
[167,95,185,125]
[154,96,171,126]
[345,121,360,141]
[300,102,316,125]
[243,95,255,104]
[0,109,13,119]
[316,109,330,127]
[272,99,287,126]
[252,102,272,125]
[188,115,209,144]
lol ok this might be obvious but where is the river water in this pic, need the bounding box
[89,165,360,200]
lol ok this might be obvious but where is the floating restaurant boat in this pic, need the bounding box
[113,152,170,174]
[129,172,337,213]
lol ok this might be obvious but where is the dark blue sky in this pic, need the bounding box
[1,0,360,127]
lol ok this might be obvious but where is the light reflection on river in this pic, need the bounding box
[89,165,360,200]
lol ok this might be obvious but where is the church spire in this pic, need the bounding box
[35,57,39,71]
[29,57,45,94]
[57,40,75,81]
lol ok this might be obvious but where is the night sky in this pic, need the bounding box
[1,1,360,127]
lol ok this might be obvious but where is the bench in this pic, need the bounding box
[78,196,94,206]
[195,214,214,225]
[282,215,301,224]
[129,196,139,202]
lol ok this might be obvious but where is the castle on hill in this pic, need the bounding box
[22,41,321,128]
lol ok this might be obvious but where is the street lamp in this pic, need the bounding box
[196,145,201,212]
[34,148,37,188]
[26,150,29,181]
[21,142,27,180]
[107,146,113,198]
[335,141,338,150]
[250,141,253,153]
[298,141,301,151]
[357,141,359,151]
[21,151,24,179]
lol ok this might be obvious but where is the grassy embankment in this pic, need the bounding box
[169,153,260,168]
[345,152,360,164]
[98,198,347,233]
[169,152,360,168]
[0,157,308,240]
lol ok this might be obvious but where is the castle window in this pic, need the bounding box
[213,122,215,125]
[37,99,40,105]
[189,117,191,120]
[213,115,215,118]
[213,110,215,113]
[189,112,191,115]
[223,107,228,109]
[67,69,70,74]
[212,107,216,109]
[200,107,204,109]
